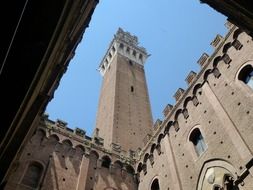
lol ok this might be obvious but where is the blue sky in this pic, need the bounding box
[45,0,227,136]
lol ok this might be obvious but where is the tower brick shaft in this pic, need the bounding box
[95,28,153,152]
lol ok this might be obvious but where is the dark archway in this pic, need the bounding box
[151,178,160,190]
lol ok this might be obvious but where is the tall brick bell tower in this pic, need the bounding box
[95,28,153,152]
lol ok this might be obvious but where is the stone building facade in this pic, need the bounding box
[4,23,253,190]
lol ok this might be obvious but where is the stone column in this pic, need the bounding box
[76,154,90,190]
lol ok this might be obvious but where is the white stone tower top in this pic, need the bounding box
[98,28,149,76]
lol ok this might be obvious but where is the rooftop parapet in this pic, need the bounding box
[197,53,209,67]
[185,71,197,85]
[153,119,162,131]
[163,104,173,117]
[211,34,224,49]
[173,88,185,102]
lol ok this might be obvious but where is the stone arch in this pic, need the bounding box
[212,56,223,68]
[137,162,142,173]
[21,161,44,188]
[193,83,202,96]
[157,133,164,144]
[174,109,183,121]
[233,28,243,39]
[222,42,232,54]
[75,144,85,154]
[90,150,99,159]
[235,60,253,79]
[31,129,46,144]
[235,60,253,93]
[36,128,46,137]
[150,143,156,154]
[183,96,192,108]
[101,155,111,168]
[189,127,207,157]
[164,121,173,135]
[48,134,60,142]
[62,139,73,147]
[114,160,123,169]
[142,163,147,175]
[125,164,135,175]
[173,120,179,132]
[203,69,213,81]
[143,153,149,163]
[47,134,60,148]
[150,177,160,190]
[149,144,156,166]
[156,144,161,155]
[196,159,238,190]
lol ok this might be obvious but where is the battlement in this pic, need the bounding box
[138,21,240,158]
[41,113,137,163]
[98,28,149,76]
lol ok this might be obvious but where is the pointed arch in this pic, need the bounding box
[48,134,60,142]
[36,129,46,137]
[62,139,73,147]
[114,160,123,169]
[101,155,111,168]
[150,178,160,190]
[197,159,237,190]
[125,164,135,175]
[21,161,44,188]
[90,150,99,160]
[75,145,85,154]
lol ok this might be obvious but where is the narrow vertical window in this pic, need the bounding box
[126,47,130,54]
[189,128,207,156]
[238,65,253,89]
[133,50,136,57]
[119,43,124,49]
[22,162,43,188]
[131,86,134,92]
[139,53,143,61]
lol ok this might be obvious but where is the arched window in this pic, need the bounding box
[101,155,111,168]
[151,178,160,190]
[189,128,207,156]
[238,65,253,89]
[21,162,43,188]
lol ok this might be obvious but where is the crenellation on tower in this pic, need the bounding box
[98,28,149,76]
